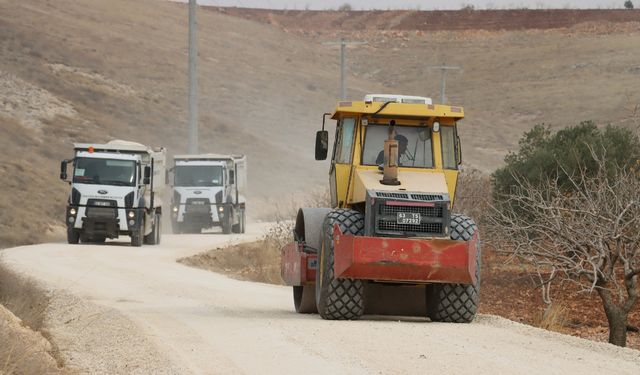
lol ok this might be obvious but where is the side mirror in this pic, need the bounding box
[456,135,463,165]
[229,170,235,185]
[60,160,68,181]
[143,165,151,185]
[315,130,329,160]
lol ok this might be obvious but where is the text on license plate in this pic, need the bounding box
[192,201,206,205]
[397,212,421,225]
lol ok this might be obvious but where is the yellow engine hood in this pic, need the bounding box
[352,168,450,203]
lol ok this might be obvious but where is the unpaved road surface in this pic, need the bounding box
[3,224,640,374]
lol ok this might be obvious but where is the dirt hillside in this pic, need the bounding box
[1,2,639,247]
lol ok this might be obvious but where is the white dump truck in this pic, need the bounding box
[170,154,246,234]
[60,140,166,246]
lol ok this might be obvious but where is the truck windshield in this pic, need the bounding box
[362,124,433,168]
[73,158,136,186]
[174,165,223,187]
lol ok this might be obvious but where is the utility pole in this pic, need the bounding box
[188,0,198,154]
[323,38,367,100]
[427,63,461,104]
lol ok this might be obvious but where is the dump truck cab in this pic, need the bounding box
[60,140,166,247]
[170,154,247,234]
[282,94,480,322]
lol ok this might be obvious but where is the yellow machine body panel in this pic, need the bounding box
[328,99,464,208]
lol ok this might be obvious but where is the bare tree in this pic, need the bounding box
[488,150,640,346]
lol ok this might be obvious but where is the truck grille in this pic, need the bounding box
[86,199,118,219]
[185,198,211,213]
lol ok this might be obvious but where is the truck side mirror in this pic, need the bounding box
[143,165,151,185]
[229,170,235,184]
[60,160,68,181]
[315,130,329,160]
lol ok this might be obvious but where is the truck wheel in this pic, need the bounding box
[155,214,161,245]
[426,214,480,323]
[171,220,181,234]
[232,220,240,234]
[316,209,365,320]
[131,224,143,247]
[144,214,160,245]
[293,286,316,313]
[240,209,246,233]
[67,228,80,244]
[222,214,232,234]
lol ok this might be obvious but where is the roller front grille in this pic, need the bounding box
[379,205,443,218]
[378,220,443,234]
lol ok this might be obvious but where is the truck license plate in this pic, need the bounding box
[397,212,421,225]
[192,201,205,205]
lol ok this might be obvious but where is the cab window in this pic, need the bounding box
[335,118,356,164]
[362,124,433,168]
[441,125,458,169]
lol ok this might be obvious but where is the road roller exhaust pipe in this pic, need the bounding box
[381,120,400,186]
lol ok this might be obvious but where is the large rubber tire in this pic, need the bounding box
[155,214,161,245]
[232,213,241,234]
[171,220,181,234]
[316,209,365,320]
[131,223,143,247]
[426,214,480,323]
[293,285,316,313]
[222,213,232,234]
[67,227,80,244]
[144,214,160,245]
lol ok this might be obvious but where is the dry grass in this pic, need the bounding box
[179,239,283,285]
[0,260,65,373]
[0,261,49,331]
[181,190,329,284]
[454,169,492,225]
[534,303,570,333]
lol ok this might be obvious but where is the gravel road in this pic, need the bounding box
[3,223,639,374]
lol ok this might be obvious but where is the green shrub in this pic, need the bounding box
[492,121,640,200]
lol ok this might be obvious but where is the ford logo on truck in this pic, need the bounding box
[194,191,202,195]
[98,190,108,195]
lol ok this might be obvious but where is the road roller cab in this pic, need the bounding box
[282,94,480,321]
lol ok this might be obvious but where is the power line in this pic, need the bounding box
[188,0,198,154]
[323,38,367,101]
[427,63,461,104]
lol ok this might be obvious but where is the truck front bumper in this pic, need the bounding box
[281,224,479,286]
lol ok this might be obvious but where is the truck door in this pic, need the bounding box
[330,117,356,208]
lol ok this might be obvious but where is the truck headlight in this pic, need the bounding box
[218,206,224,212]
[128,211,135,219]
[173,206,178,212]
[69,208,77,216]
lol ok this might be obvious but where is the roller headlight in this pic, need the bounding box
[128,211,135,219]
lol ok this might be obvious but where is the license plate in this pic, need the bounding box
[94,201,111,207]
[192,201,206,205]
[397,212,421,225]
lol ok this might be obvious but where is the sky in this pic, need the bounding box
[187,0,627,10]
